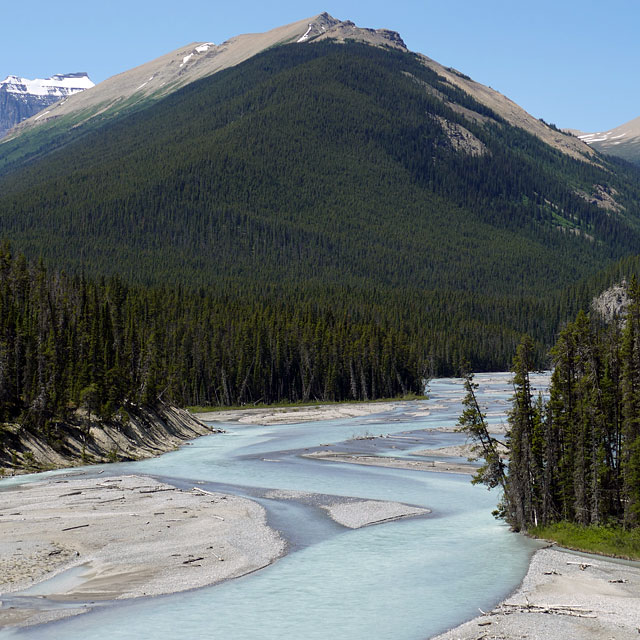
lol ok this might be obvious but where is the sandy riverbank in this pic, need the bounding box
[196,400,428,425]
[431,546,640,639]
[0,474,284,628]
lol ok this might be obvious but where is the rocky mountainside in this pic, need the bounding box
[0,72,93,138]
[1,13,594,171]
[2,14,346,142]
[572,116,640,166]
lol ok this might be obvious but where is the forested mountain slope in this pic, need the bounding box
[1,42,639,288]
[1,40,640,375]
[0,13,402,173]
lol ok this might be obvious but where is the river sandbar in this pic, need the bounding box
[303,450,477,475]
[263,489,429,528]
[196,400,429,425]
[0,475,284,629]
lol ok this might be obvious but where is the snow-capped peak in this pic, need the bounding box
[0,72,94,97]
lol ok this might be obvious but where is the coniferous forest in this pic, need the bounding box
[461,279,640,537]
[0,243,431,431]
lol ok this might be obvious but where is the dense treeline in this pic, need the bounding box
[1,42,640,389]
[0,245,436,433]
[3,40,640,446]
[462,280,640,531]
[5,247,640,440]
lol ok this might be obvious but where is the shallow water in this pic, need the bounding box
[1,372,547,639]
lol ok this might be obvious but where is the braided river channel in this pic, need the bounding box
[1,372,550,639]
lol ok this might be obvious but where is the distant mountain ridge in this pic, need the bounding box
[0,72,93,137]
[571,116,640,166]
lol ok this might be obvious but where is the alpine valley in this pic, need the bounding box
[1,13,640,467]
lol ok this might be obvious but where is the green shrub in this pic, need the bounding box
[530,522,640,560]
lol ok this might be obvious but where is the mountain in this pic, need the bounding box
[0,13,408,169]
[1,15,640,374]
[573,116,640,166]
[0,13,593,173]
[0,72,93,138]
[3,15,342,139]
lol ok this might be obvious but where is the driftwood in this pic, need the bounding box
[192,487,217,497]
[61,524,90,531]
[97,496,126,504]
[138,487,176,494]
[182,557,204,564]
[566,561,591,570]
[495,603,596,618]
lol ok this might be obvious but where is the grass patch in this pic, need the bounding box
[188,394,427,414]
[530,522,640,561]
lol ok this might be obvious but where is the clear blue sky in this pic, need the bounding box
[2,0,637,132]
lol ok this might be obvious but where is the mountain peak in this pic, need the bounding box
[306,15,407,50]
[1,72,94,96]
[0,72,94,138]
[3,14,407,141]
[572,116,640,167]
[296,12,341,42]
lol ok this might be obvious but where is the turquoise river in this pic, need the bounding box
[0,372,549,639]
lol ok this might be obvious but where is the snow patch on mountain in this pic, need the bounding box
[0,73,94,97]
[0,72,95,138]
[180,43,216,67]
[578,130,630,145]
[572,115,640,166]
[297,25,314,42]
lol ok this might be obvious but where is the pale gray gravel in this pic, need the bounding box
[263,489,429,528]
[0,475,285,629]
